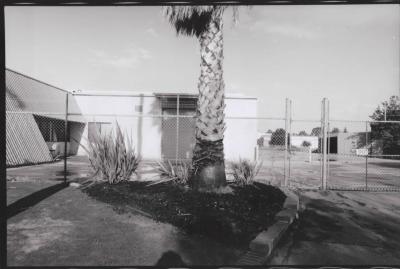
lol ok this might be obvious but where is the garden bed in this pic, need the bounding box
[83,181,286,247]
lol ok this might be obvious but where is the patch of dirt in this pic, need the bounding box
[83,181,286,247]
[8,214,74,254]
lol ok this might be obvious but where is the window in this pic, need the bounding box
[159,96,197,114]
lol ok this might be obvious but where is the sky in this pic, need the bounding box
[5,5,400,132]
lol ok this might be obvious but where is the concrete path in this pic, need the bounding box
[268,190,400,265]
[7,181,244,266]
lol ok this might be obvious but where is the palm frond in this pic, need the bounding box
[163,6,226,37]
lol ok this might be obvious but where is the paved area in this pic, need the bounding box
[7,180,244,266]
[257,148,400,190]
[7,156,400,266]
[268,190,400,265]
[7,156,185,183]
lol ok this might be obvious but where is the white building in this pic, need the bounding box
[6,68,258,166]
[71,91,258,161]
[291,135,319,149]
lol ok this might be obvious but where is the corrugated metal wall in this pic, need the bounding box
[6,68,69,167]
[6,112,53,167]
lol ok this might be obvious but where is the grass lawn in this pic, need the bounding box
[83,181,286,247]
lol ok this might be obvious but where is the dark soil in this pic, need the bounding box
[83,181,286,247]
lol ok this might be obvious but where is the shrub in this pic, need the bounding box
[81,122,140,184]
[153,160,191,186]
[231,159,262,186]
[302,140,311,147]
[257,137,264,147]
[269,128,290,146]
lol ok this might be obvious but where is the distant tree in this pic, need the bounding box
[302,140,311,147]
[331,127,340,133]
[343,127,348,133]
[370,95,400,157]
[298,130,308,136]
[266,129,273,134]
[257,137,264,147]
[269,128,289,146]
[311,127,321,136]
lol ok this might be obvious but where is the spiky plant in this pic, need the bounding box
[80,122,140,184]
[151,160,192,186]
[164,6,238,190]
[231,159,263,186]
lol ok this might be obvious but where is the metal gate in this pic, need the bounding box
[284,98,400,192]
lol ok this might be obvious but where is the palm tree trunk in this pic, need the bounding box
[191,14,227,190]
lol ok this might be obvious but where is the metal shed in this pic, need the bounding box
[5,69,85,167]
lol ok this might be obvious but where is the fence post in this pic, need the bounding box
[284,98,291,187]
[64,93,69,183]
[321,98,329,190]
[288,99,292,182]
[327,100,330,178]
[175,94,180,164]
[365,121,369,191]
[384,105,387,121]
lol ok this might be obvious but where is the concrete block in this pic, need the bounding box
[282,190,300,210]
[236,251,265,265]
[249,231,271,254]
[275,208,298,223]
[69,182,81,188]
[238,188,300,265]
[249,221,290,254]
[265,220,290,249]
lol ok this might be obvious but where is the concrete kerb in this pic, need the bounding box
[236,187,300,265]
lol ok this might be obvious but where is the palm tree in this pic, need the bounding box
[164,6,232,190]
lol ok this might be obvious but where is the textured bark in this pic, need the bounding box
[190,14,227,190]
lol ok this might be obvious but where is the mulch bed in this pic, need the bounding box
[83,181,286,247]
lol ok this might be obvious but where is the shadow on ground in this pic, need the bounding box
[155,251,186,266]
[7,182,69,219]
[267,190,400,265]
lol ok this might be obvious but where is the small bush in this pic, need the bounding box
[81,122,140,184]
[231,159,262,186]
[269,128,289,146]
[302,140,311,147]
[153,160,191,186]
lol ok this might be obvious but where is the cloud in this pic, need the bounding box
[250,21,319,39]
[146,27,159,37]
[226,82,241,91]
[89,46,152,68]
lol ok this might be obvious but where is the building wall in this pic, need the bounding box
[72,94,162,160]
[337,133,352,155]
[259,133,272,147]
[6,69,69,166]
[319,132,371,155]
[291,135,319,149]
[337,132,369,155]
[72,93,258,161]
[44,121,86,157]
[6,113,53,167]
[224,98,258,161]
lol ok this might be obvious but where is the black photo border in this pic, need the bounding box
[1,0,399,268]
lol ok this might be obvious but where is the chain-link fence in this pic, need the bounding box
[6,69,400,190]
[325,119,400,191]
[6,69,69,182]
[253,118,287,186]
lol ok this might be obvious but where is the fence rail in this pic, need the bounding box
[5,70,400,192]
